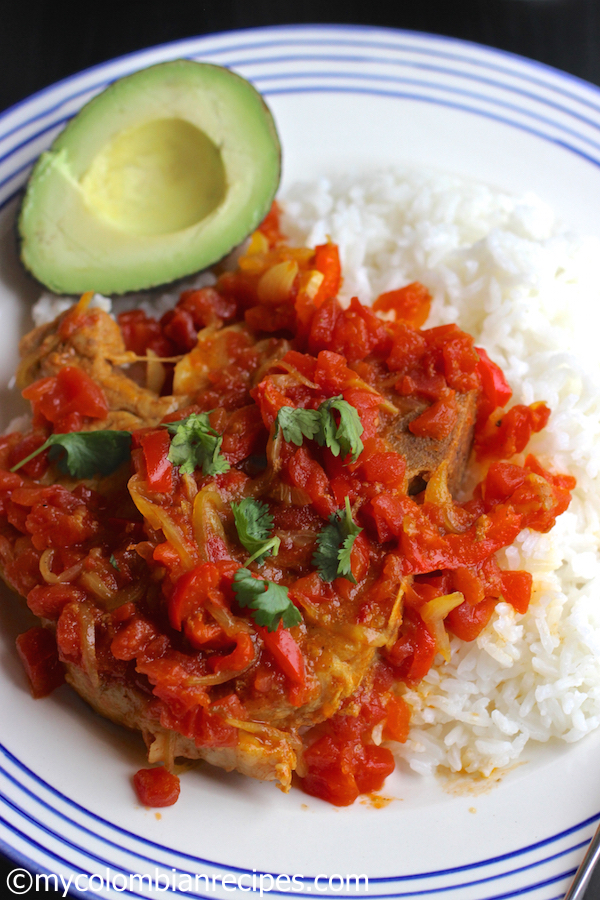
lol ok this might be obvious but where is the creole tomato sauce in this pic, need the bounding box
[0,203,575,808]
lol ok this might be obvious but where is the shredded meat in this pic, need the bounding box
[17,307,181,430]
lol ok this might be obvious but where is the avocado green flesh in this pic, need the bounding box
[19,60,281,295]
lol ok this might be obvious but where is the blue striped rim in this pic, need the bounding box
[1,741,598,888]
[0,809,584,900]
[3,78,600,205]
[2,24,600,132]
[2,35,600,207]
[0,24,599,900]
[2,38,600,153]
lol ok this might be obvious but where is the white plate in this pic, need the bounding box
[1,25,599,900]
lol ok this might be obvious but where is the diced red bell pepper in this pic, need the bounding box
[312,242,341,307]
[140,429,173,493]
[258,622,306,686]
[168,563,221,631]
[476,347,512,423]
[374,282,431,328]
[209,632,255,674]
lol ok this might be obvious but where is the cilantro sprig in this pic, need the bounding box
[313,496,362,583]
[275,407,321,447]
[165,413,230,477]
[232,568,302,632]
[274,396,364,463]
[10,430,132,479]
[231,498,280,565]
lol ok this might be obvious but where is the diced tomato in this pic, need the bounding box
[117,309,175,357]
[286,447,335,518]
[359,449,406,489]
[140,430,173,493]
[439,330,480,393]
[8,432,50,479]
[386,608,437,683]
[354,745,395,794]
[500,570,533,614]
[160,307,198,352]
[111,617,161,661]
[258,201,286,247]
[132,767,180,807]
[475,402,551,460]
[445,598,497,642]
[382,695,411,743]
[27,583,86,620]
[408,391,458,440]
[308,297,342,353]
[15,626,65,698]
[387,323,427,373]
[451,567,486,606]
[301,764,360,806]
[193,706,239,748]
[22,366,108,433]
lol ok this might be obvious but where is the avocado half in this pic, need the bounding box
[19,60,281,294]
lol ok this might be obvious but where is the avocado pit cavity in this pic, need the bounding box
[79,118,226,237]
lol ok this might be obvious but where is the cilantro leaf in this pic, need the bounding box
[165,413,230,477]
[231,498,281,565]
[232,568,302,632]
[274,397,364,463]
[328,397,364,463]
[274,406,321,446]
[10,430,132,479]
[109,554,120,572]
[313,496,362,583]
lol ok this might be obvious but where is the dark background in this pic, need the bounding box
[2,0,600,113]
[1,0,600,897]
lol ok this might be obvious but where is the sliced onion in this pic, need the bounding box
[145,729,177,770]
[267,481,312,506]
[78,603,99,690]
[204,598,253,636]
[424,461,465,534]
[257,260,299,305]
[298,269,325,301]
[129,475,197,571]
[346,369,399,415]
[39,549,85,585]
[251,338,292,386]
[268,360,318,389]
[192,488,230,563]
[145,348,166,394]
[185,669,249,687]
[420,591,464,662]
[79,571,115,603]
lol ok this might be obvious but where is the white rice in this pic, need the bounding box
[30,165,600,779]
[281,168,600,777]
